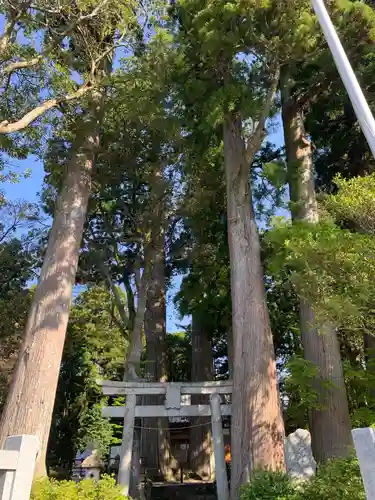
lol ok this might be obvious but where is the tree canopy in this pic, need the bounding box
[1,0,375,496]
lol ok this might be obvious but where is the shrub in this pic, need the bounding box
[31,475,129,500]
[301,457,365,500]
[240,457,365,500]
[240,470,297,500]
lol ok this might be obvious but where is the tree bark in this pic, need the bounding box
[281,76,353,462]
[223,115,285,500]
[125,267,148,381]
[119,228,155,498]
[122,268,149,499]
[364,334,375,403]
[227,327,233,379]
[124,337,143,499]
[142,205,172,481]
[189,314,213,480]
[0,134,97,477]
[0,18,15,57]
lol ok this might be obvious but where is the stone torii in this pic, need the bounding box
[99,379,232,500]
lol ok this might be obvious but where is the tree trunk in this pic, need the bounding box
[125,273,148,381]
[227,327,233,379]
[281,77,353,462]
[123,273,149,499]
[223,115,285,500]
[0,135,96,477]
[142,211,172,481]
[189,314,213,480]
[125,349,143,499]
[120,234,155,498]
[364,334,375,403]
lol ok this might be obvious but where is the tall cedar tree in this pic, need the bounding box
[0,1,137,476]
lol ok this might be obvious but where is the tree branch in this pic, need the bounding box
[91,244,131,332]
[295,79,331,110]
[0,82,92,133]
[124,259,151,381]
[29,4,61,15]
[123,272,136,330]
[109,306,127,333]
[2,56,41,75]
[0,19,16,56]
[1,0,111,79]
[245,65,280,165]
[51,0,111,38]
[0,2,30,58]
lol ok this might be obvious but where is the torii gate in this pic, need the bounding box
[99,380,232,500]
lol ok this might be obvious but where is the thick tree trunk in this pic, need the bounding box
[125,339,143,499]
[227,327,233,379]
[142,220,172,481]
[364,334,375,403]
[122,234,155,498]
[124,274,149,499]
[0,136,96,477]
[137,165,171,481]
[364,334,375,362]
[189,314,213,480]
[300,308,352,460]
[281,79,353,462]
[223,115,285,500]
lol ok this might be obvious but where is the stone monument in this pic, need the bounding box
[285,428,317,481]
[352,427,375,500]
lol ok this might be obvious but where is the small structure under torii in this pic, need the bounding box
[100,380,232,500]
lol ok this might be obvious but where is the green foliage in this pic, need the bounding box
[166,332,191,382]
[263,160,287,191]
[264,273,300,366]
[68,286,127,378]
[0,285,31,410]
[0,201,40,410]
[283,356,319,428]
[252,145,288,224]
[48,286,127,473]
[75,404,115,459]
[240,470,296,500]
[171,131,231,350]
[31,476,128,500]
[3,0,375,485]
[342,358,375,428]
[265,219,375,331]
[240,457,365,500]
[291,0,375,190]
[325,174,375,234]
[301,456,365,500]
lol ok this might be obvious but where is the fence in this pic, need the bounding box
[0,435,39,500]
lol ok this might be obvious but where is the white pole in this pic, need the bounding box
[312,0,375,158]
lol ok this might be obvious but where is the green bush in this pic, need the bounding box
[240,457,365,500]
[302,457,365,500]
[239,470,296,500]
[31,475,129,500]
